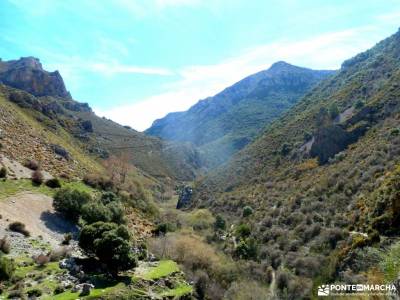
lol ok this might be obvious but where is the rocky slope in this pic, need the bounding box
[191,28,400,297]
[146,62,334,167]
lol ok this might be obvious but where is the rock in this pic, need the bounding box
[0,57,72,98]
[176,186,193,209]
[51,144,70,160]
[80,283,94,296]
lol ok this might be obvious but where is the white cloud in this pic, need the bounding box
[96,25,389,131]
[89,61,173,76]
[155,0,200,8]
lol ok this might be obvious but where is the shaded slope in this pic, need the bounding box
[146,62,334,166]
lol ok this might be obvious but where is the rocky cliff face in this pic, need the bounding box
[0,57,71,98]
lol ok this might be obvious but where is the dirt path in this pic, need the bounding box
[0,192,77,246]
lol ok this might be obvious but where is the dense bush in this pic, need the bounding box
[0,167,7,178]
[242,206,253,217]
[53,188,91,222]
[234,238,258,260]
[81,202,111,224]
[79,222,136,274]
[83,174,114,191]
[8,221,30,237]
[45,178,61,188]
[81,200,125,225]
[236,224,251,238]
[27,288,42,298]
[214,215,226,231]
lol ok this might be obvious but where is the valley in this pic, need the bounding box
[0,25,400,300]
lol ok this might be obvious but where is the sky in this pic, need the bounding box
[0,1,399,131]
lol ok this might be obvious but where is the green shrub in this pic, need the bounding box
[106,201,126,224]
[45,178,61,188]
[329,103,339,119]
[81,202,111,224]
[234,238,258,260]
[355,100,364,109]
[242,206,253,217]
[27,288,42,297]
[390,128,400,136]
[53,188,91,222]
[214,215,226,231]
[153,223,174,236]
[54,285,65,294]
[0,255,15,280]
[236,224,251,238]
[280,143,292,156]
[0,167,7,178]
[101,191,119,204]
[8,221,30,237]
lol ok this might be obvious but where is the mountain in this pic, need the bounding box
[191,29,400,297]
[0,57,203,184]
[0,57,71,99]
[146,62,334,166]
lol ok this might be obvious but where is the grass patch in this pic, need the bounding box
[0,179,96,200]
[160,283,193,297]
[137,260,179,280]
[14,261,62,278]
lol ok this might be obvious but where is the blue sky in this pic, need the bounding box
[1,0,400,131]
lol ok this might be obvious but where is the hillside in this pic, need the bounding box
[191,29,400,297]
[0,57,203,183]
[146,62,334,166]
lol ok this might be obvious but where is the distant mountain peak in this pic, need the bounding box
[146,62,334,167]
[270,60,292,68]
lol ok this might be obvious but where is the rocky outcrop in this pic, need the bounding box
[176,186,193,209]
[0,57,71,98]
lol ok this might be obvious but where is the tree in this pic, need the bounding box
[79,222,136,274]
[106,201,126,224]
[53,188,91,222]
[101,191,119,204]
[329,103,339,120]
[81,202,111,224]
[234,238,259,260]
[316,107,330,126]
[214,215,226,231]
[103,152,131,185]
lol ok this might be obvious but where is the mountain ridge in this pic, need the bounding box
[146,61,335,167]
